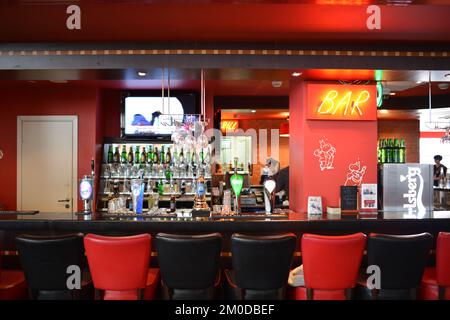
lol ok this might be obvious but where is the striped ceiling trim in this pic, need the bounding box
[0,48,448,58]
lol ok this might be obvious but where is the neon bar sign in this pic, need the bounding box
[317,90,370,116]
[307,84,376,121]
[221,120,238,132]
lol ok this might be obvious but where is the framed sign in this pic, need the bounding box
[306,84,377,121]
[340,186,358,211]
[361,183,378,210]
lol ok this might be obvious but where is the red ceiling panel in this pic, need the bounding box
[0,3,449,43]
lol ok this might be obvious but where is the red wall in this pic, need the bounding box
[0,83,99,211]
[289,80,378,212]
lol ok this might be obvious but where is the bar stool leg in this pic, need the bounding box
[306,288,313,300]
[138,288,145,300]
[94,289,102,300]
[371,288,378,300]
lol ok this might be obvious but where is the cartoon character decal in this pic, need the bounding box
[313,138,336,171]
[345,159,367,186]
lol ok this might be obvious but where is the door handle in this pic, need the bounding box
[58,199,71,203]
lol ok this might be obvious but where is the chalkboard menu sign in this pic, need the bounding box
[340,186,358,211]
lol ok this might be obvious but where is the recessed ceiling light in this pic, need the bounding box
[416,81,422,84]
[137,71,147,77]
[389,92,396,96]
[291,72,302,77]
[272,81,283,88]
[251,110,256,113]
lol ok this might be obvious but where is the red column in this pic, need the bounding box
[289,80,378,213]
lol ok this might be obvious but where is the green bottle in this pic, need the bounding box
[166,147,172,164]
[158,178,164,195]
[107,145,114,163]
[399,139,406,163]
[113,147,120,164]
[386,139,393,163]
[141,147,147,164]
[121,145,127,164]
[127,147,134,164]
[154,147,159,164]
[380,139,386,164]
[160,146,166,164]
[393,139,399,163]
[147,145,153,164]
[134,146,140,165]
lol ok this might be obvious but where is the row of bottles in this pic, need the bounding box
[107,144,210,166]
[378,138,406,164]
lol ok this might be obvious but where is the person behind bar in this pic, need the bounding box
[433,155,447,187]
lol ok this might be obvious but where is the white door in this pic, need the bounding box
[17,116,78,219]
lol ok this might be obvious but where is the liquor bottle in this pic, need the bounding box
[377,140,381,164]
[170,194,176,212]
[179,148,184,164]
[386,139,392,163]
[160,146,166,165]
[121,145,127,164]
[107,145,114,163]
[113,146,120,163]
[134,146,140,165]
[393,139,399,163]
[191,150,197,178]
[166,147,172,164]
[199,148,205,164]
[158,178,164,195]
[180,180,186,195]
[147,145,153,164]
[141,147,147,164]
[173,148,178,165]
[399,139,406,163]
[186,148,191,165]
[127,147,134,164]
[154,147,160,164]
[380,139,386,164]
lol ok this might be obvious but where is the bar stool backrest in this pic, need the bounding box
[84,233,150,291]
[368,233,433,290]
[302,233,367,290]
[231,233,296,290]
[16,233,84,293]
[437,232,450,286]
[156,233,222,290]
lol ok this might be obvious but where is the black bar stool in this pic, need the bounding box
[225,233,296,300]
[16,233,92,300]
[356,232,433,300]
[155,233,222,300]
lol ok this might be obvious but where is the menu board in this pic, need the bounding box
[340,186,358,211]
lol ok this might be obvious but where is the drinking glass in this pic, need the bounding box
[148,192,160,214]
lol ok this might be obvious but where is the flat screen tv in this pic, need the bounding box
[121,91,199,139]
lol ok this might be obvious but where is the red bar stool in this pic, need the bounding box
[290,233,366,300]
[420,232,450,300]
[84,233,159,300]
[0,255,27,300]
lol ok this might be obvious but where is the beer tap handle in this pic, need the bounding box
[91,158,95,179]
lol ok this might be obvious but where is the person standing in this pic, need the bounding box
[433,155,447,187]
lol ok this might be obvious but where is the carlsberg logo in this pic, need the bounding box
[400,167,425,215]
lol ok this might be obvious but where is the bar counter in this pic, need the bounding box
[1,211,450,235]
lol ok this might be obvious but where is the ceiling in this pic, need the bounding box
[2,68,448,97]
[1,2,450,43]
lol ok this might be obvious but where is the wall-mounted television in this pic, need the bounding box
[121,91,199,139]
